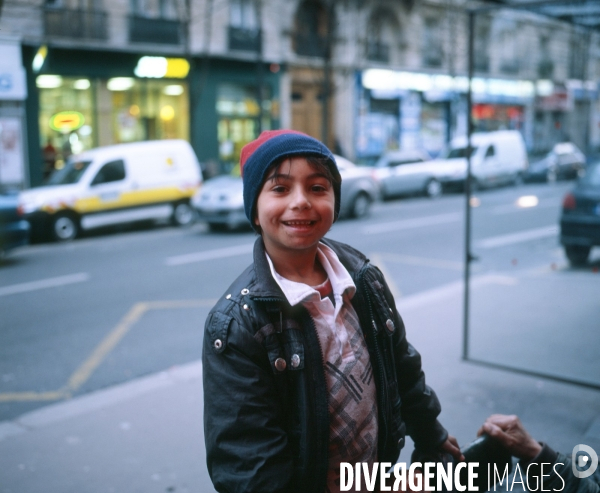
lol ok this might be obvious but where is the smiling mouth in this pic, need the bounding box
[282,220,316,226]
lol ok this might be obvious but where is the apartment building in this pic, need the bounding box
[1,0,598,188]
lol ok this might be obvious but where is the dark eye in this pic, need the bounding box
[312,184,328,192]
[272,185,286,193]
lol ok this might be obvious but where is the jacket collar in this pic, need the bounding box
[249,236,369,301]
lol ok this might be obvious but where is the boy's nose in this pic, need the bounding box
[289,187,311,209]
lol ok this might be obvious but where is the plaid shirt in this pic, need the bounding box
[267,244,378,493]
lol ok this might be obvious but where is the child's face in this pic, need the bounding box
[255,157,335,256]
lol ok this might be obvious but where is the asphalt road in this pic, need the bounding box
[1,181,599,421]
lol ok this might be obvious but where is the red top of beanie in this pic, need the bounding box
[240,129,307,177]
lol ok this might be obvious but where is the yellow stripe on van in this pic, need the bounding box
[74,186,198,214]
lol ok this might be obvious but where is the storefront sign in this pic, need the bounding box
[134,57,190,79]
[50,111,85,132]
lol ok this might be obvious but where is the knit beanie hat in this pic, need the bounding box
[240,130,341,230]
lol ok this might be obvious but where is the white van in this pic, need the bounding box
[422,130,529,190]
[19,140,202,241]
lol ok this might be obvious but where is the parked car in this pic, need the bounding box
[418,130,529,191]
[525,142,586,183]
[19,140,202,241]
[560,163,600,266]
[0,192,30,259]
[369,149,435,199]
[192,154,379,231]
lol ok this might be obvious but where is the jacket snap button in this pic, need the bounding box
[214,339,223,350]
[291,354,300,368]
[243,304,250,311]
[241,288,249,295]
[225,294,231,300]
[385,319,395,332]
[274,358,287,371]
[389,307,393,315]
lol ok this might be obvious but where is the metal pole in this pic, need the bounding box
[463,10,475,361]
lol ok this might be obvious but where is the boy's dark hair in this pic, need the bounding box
[240,130,342,232]
[253,154,342,234]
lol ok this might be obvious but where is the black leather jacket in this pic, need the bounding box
[203,237,448,493]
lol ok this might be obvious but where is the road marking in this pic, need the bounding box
[491,202,559,215]
[376,252,463,271]
[0,299,217,404]
[370,254,402,300]
[0,273,90,297]
[362,212,461,235]
[397,274,518,312]
[0,391,67,403]
[476,225,558,249]
[166,243,254,266]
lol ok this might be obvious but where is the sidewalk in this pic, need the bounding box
[1,284,599,493]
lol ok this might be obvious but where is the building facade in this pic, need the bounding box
[1,0,599,188]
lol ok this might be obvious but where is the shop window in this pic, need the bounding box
[91,159,126,185]
[217,83,273,172]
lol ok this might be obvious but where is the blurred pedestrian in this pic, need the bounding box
[202,129,462,493]
[42,138,57,180]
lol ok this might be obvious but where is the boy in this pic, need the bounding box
[203,130,461,493]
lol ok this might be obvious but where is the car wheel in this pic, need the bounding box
[425,179,442,198]
[546,167,557,183]
[52,213,79,242]
[564,245,590,266]
[512,172,524,186]
[350,193,371,218]
[172,201,195,227]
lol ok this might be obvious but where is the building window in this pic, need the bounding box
[538,35,554,79]
[498,21,520,75]
[474,17,490,73]
[229,0,261,52]
[569,31,588,80]
[423,17,443,68]
[366,7,399,64]
[294,0,329,58]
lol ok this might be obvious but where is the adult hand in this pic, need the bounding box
[441,435,465,462]
[477,414,542,461]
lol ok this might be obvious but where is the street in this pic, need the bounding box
[1,181,600,492]
[1,181,598,422]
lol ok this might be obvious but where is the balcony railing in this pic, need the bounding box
[129,16,184,45]
[228,26,262,52]
[44,7,108,40]
[366,42,390,63]
[294,33,327,58]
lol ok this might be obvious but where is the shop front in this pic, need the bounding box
[23,47,190,187]
[357,69,534,160]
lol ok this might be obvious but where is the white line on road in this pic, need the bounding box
[0,273,90,298]
[362,212,461,235]
[475,225,558,249]
[166,243,254,266]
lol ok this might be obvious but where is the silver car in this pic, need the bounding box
[192,154,379,231]
[369,150,437,199]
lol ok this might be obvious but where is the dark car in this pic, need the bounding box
[560,164,600,266]
[525,142,586,183]
[0,192,30,259]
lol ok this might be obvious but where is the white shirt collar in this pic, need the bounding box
[265,242,356,307]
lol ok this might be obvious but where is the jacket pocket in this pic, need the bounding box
[256,319,305,374]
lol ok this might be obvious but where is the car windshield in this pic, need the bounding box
[445,146,477,159]
[580,165,600,187]
[47,159,93,185]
